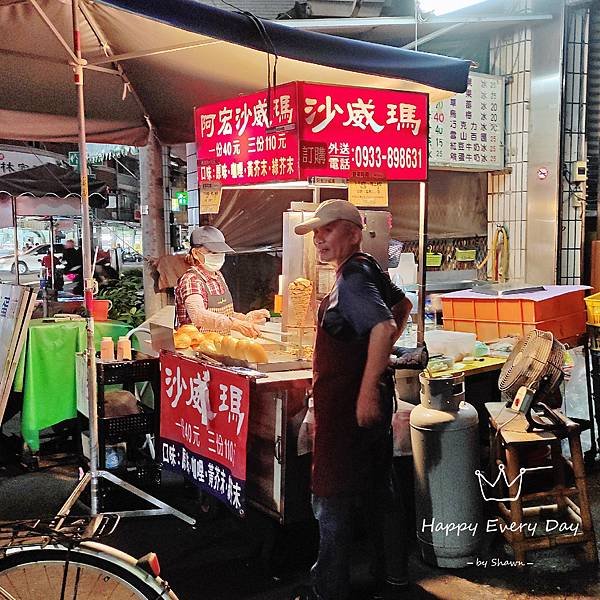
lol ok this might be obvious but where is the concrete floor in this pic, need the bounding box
[0,443,599,600]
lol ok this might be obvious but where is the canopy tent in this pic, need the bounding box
[0,163,107,227]
[0,164,107,287]
[0,163,107,199]
[0,0,470,518]
[0,0,471,146]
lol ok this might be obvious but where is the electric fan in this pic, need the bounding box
[498,330,566,431]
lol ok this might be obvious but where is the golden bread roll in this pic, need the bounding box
[220,335,237,357]
[244,341,268,364]
[203,331,222,342]
[230,339,247,360]
[212,337,223,355]
[235,339,251,360]
[193,339,218,356]
[177,324,202,344]
[173,332,192,349]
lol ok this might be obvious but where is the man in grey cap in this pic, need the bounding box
[174,226,269,336]
[291,200,412,600]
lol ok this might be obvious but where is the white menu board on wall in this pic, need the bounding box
[429,72,505,171]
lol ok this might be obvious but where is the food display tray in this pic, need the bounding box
[188,351,311,372]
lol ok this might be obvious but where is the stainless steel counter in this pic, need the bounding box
[402,268,480,293]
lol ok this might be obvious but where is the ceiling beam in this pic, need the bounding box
[402,22,465,49]
[279,13,554,31]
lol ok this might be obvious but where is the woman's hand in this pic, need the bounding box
[230,318,260,338]
[245,309,270,324]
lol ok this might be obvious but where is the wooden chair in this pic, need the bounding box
[485,402,597,566]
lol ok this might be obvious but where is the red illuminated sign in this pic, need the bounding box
[194,82,428,185]
[160,351,250,515]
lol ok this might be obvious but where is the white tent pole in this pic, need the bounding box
[11,196,19,286]
[49,216,55,289]
[77,2,152,122]
[417,180,428,346]
[88,39,222,65]
[29,0,78,63]
[72,0,100,515]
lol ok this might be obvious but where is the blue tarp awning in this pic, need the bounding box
[0,0,470,145]
[100,0,470,94]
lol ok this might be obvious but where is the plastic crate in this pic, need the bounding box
[455,249,476,262]
[585,292,600,325]
[102,407,155,438]
[443,311,586,343]
[442,289,586,324]
[426,252,443,267]
[96,353,159,385]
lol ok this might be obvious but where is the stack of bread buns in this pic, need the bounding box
[173,324,201,349]
[173,325,268,363]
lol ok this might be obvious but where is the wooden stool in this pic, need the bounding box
[485,402,597,566]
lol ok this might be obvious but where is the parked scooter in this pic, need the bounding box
[121,249,143,263]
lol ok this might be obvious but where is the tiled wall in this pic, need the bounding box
[186,143,200,227]
[488,26,532,282]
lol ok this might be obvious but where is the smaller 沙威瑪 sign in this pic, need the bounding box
[160,351,250,516]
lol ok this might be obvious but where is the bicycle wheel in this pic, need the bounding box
[0,547,172,599]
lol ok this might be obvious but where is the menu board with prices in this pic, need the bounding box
[160,351,250,516]
[429,73,504,171]
[195,81,429,186]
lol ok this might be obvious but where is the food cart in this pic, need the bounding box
[157,81,433,523]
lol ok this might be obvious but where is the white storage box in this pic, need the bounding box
[424,330,476,359]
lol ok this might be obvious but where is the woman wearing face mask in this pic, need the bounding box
[174,226,269,337]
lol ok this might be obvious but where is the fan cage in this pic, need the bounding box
[498,330,565,399]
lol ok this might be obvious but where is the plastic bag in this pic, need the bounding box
[297,395,314,456]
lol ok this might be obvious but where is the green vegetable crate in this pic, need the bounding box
[455,249,477,262]
[426,252,443,267]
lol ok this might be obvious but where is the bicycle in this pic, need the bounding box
[0,513,178,599]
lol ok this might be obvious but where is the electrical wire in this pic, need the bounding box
[221,1,278,118]
[493,403,524,450]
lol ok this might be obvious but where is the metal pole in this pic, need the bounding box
[583,340,598,462]
[49,216,55,290]
[72,0,100,515]
[417,181,428,346]
[11,196,19,286]
[139,135,168,317]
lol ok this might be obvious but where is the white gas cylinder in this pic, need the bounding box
[410,372,483,568]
